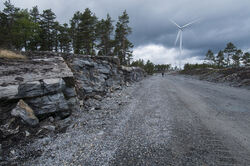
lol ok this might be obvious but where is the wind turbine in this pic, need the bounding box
[170,19,199,55]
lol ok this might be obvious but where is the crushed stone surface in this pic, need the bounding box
[4,74,250,166]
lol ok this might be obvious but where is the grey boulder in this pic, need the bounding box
[11,99,39,126]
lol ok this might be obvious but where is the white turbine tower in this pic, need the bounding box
[170,19,199,69]
[170,19,199,55]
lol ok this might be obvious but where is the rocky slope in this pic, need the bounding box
[0,51,145,164]
[180,67,250,89]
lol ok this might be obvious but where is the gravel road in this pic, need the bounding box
[22,74,250,166]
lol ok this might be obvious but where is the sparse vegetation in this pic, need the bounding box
[131,59,171,75]
[182,63,217,73]
[0,49,26,59]
[182,42,250,73]
[154,64,171,72]
[131,59,154,75]
[131,59,145,69]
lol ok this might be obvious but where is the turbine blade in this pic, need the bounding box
[180,31,183,53]
[170,19,181,29]
[175,30,181,46]
[181,18,200,29]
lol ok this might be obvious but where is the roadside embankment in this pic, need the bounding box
[179,67,250,89]
[0,51,145,164]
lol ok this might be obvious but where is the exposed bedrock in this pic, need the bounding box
[0,51,145,140]
[0,55,78,140]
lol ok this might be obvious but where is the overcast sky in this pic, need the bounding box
[1,0,250,66]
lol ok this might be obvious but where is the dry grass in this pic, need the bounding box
[0,49,26,59]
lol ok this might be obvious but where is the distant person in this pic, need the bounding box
[162,72,164,77]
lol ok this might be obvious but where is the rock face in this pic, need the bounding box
[64,54,123,98]
[0,55,78,139]
[62,53,145,98]
[121,66,146,82]
[180,67,250,89]
[0,51,145,139]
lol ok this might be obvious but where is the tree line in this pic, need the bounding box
[204,42,250,67]
[131,59,171,75]
[184,42,250,71]
[0,0,133,65]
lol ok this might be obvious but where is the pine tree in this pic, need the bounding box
[242,52,250,66]
[28,6,40,50]
[2,0,19,49]
[11,9,38,50]
[70,8,97,55]
[205,49,215,65]
[144,60,154,75]
[96,14,114,56]
[1,1,37,50]
[52,21,60,52]
[216,50,225,67]
[0,11,9,48]
[114,10,133,65]
[40,9,56,51]
[58,23,71,53]
[224,42,237,67]
[79,8,97,55]
[70,11,82,54]
[30,6,40,23]
[232,49,242,67]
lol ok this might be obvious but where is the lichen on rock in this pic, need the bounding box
[11,99,39,126]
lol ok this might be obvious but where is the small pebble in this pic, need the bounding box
[49,116,54,122]
[25,131,30,137]
[10,150,15,155]
[42,125,56,131]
